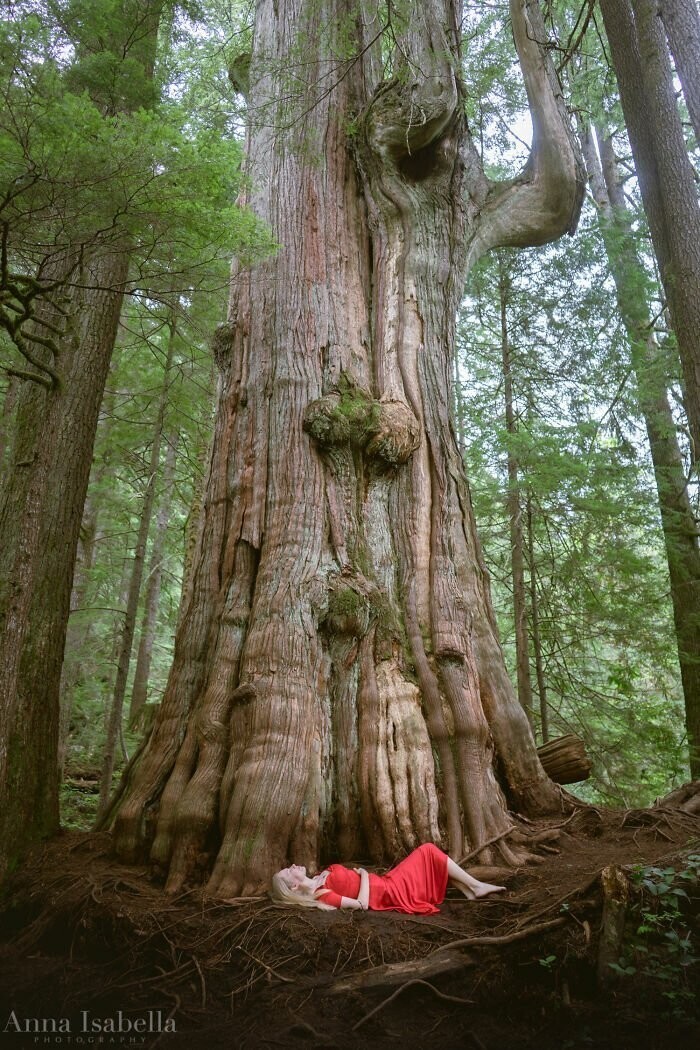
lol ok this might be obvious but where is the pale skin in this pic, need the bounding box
[278,859,506,910]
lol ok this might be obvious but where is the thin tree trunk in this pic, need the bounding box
[58,387,116,780]
[98,325,175,813]
[599,0,700,461]
[58,492,100,780]
[527,492,549,743]
[499,257,533,726]
[111,0,585,896]
[658,0,700,144]
[129,429,179,726]
[579,122,700,777]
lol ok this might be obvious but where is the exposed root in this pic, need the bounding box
[429,916,568,954]
[353,978,472,1031]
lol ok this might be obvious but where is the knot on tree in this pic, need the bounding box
[304,378,420,467]
[323,574,384,638]
[211,322,236,373]
[227,51,251,98]
[364,71,458,167]
[365,400,421,466]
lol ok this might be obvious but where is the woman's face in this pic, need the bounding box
[277,864,313,893]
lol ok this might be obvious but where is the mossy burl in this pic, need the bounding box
[325,584,375,636]
[303,377,380,449]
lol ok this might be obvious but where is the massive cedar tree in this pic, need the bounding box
[110,0,585,895]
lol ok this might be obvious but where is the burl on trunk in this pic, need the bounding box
[109,0,584,895]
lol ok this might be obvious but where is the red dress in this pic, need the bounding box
[317,843,449,915]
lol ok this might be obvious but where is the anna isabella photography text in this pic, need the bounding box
[3,1010,176,1037]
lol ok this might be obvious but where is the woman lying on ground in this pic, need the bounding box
[270,842,506,914]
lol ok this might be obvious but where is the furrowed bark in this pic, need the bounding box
[112,0,585,894]
[599,0,700,462]
[658,0,700,144]
[0,249,129,881]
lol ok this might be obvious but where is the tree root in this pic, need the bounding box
[352,977,472,1031]
[428,915,567,954]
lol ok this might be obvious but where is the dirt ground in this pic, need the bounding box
[1,804,699,1050]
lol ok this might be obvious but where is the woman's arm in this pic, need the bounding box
[315,890,363,909]
[316,868,370,910]
[354,868,369,910]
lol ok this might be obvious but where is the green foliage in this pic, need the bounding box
[458,213,687,804]
[610,855,700,1015]
[0,0,273,380]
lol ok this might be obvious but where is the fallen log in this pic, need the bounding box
[538,734,591,784]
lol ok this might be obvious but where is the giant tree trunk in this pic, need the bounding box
[0,377,18,469]
[580,123,700,777]
[111,0,585,896]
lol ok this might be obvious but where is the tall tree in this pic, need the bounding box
[499,254,534,726]
[109,0,586,896]
[658,0,700,144]
[599,0,700,461]
[129,430,180,728]
[0,0,164,881]
[0,0,258,880]
[98,319,176,814]
[578,120,700,776]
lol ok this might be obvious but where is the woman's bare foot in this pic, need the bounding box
[455,882,506,900]
[472,882,506,898]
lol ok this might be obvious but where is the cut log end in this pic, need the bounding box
[538,734,591,785]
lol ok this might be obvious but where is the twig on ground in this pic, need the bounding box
[458,826,517,865]
[150,995,180,1048]
[193,954,206,1009]
[236,943,295,983]
[513,873,599,929]
[432,915,567,954]
[353,978,472,1031]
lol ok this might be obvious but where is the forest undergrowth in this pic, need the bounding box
[1,800,698,1050]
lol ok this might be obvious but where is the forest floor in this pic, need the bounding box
[0,804,699,1050]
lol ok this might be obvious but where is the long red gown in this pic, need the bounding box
[317,843,449,914]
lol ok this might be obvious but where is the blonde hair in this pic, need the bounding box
[270,872,336,911]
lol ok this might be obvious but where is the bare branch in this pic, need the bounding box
[467,0,586,267]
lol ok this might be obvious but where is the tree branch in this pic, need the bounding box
[467,0,586,267]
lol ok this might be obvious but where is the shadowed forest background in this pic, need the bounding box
[2,0,691,831]
[1,0,699,1046]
